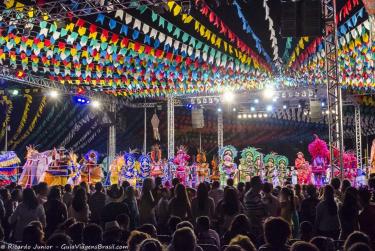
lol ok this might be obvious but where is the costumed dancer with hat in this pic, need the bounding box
[294,152,311,185]
[218,145,238,186]
[80,150,103,185]
[120,150,138,187]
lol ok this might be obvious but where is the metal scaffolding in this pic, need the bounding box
[0,0,167,27]
[323,0,344,180]
[108,102,116,170]
[218,111,223,150]
[354,105,363,169]
[167,95,175,159]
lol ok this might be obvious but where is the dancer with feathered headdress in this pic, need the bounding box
[239,147,261,182]
[264,153,278,186]
[308,135,329,186]
[173,145,190,185]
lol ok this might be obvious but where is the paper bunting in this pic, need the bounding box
[263,0,279,62]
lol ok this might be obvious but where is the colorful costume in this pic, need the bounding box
[308,135,329,186]
[264,153,279,187]
[19,146,54,187]
[150,145,163,177]
[44,148,71,186]
[196,150,209,183]
[173,146,190,185]
[210,156,220,182]
[120,150,138,187]
[80,150,103,185]
[218,145,238,185]
[239,147,261,182]
[276,155,289,185]
[0,151,20,186]
[138,154,151,180]
[294,152,311,184]
[109,155,125,185]
[371,139,375,175]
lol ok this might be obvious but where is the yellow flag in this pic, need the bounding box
[167,1,175,11]
[5,0,15,9]
[78,27,87,36]
[66,23,74,32]
[195,21,200,32]
[173,4,182,16]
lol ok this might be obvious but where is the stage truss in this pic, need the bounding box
[323,0,344,179]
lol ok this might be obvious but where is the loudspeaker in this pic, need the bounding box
[281,0,299,37]
[280,0,322,38]
[309,100,322,122]
[301,0,322,37]
[192,109,204,129]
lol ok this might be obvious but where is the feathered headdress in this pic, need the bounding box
[219,145,238,159]
[277,155,289,167]
[241,147,261,161]
[308,135,329,159]
[343,151,357,169]
[264,153,277,165]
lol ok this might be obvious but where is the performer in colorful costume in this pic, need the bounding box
[239,147,261,182]
[120,150,138,187]
[173,146,190,185]
[80,150,103,185]
[308,135,329,186]
[44,148,72,186]
[138,154,151,185]
[109,155,125,185]
[19,146,55,187]
[264,153,279,186]
[210,155,220,182]
[276,155,289,185]
[294,152,311,184]
[150,144,163,178]
[196,150,209,183]
[218,145,238,185]
[370,139,375,175]
[0,151,20,186]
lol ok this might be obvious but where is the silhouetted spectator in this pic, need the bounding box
[259,217,290,251]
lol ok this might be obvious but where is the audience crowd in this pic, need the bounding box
[0,175,374,251]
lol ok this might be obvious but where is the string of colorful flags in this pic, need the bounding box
[8,94,32,147]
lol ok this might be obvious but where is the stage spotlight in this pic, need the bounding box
[264,113,268,118]
[283,105,287,109]
[272,97,278,102]
[298,104,301,108]
[321,102,325,107]
[263,86,275,99]
[259,113,263,118]
[49,90,59,98]
[223,91,235,103]
[253,114,257,118]
[10,89,19,96]
[238,114,242,119]
[266,105,273,112]
[232,107,236,112]
[92,100,101,108]
[248,114,252,119]
[250,106,255,112]
[254,99,259,104]
[217,107,222,112]
[243,114,248,119]
[325,110,329,114]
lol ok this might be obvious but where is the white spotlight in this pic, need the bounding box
[92,100,101,108]
[223,91,235,103]
[250,107,255,112]
[49,90,59,98]
[272,97,278,102]
[217,108,222,112]
[243,114,248,119]
[259,113,263,118]
[283,105,287,109]
[263,86,275,99]
[254,99,259,104]
[232,107,236,112]
[321,102,325,107]
[238,114,242,119]
[266,105,273,112]
[248,114,252,119]
[253,114,257,118]
[264,113,268,118]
